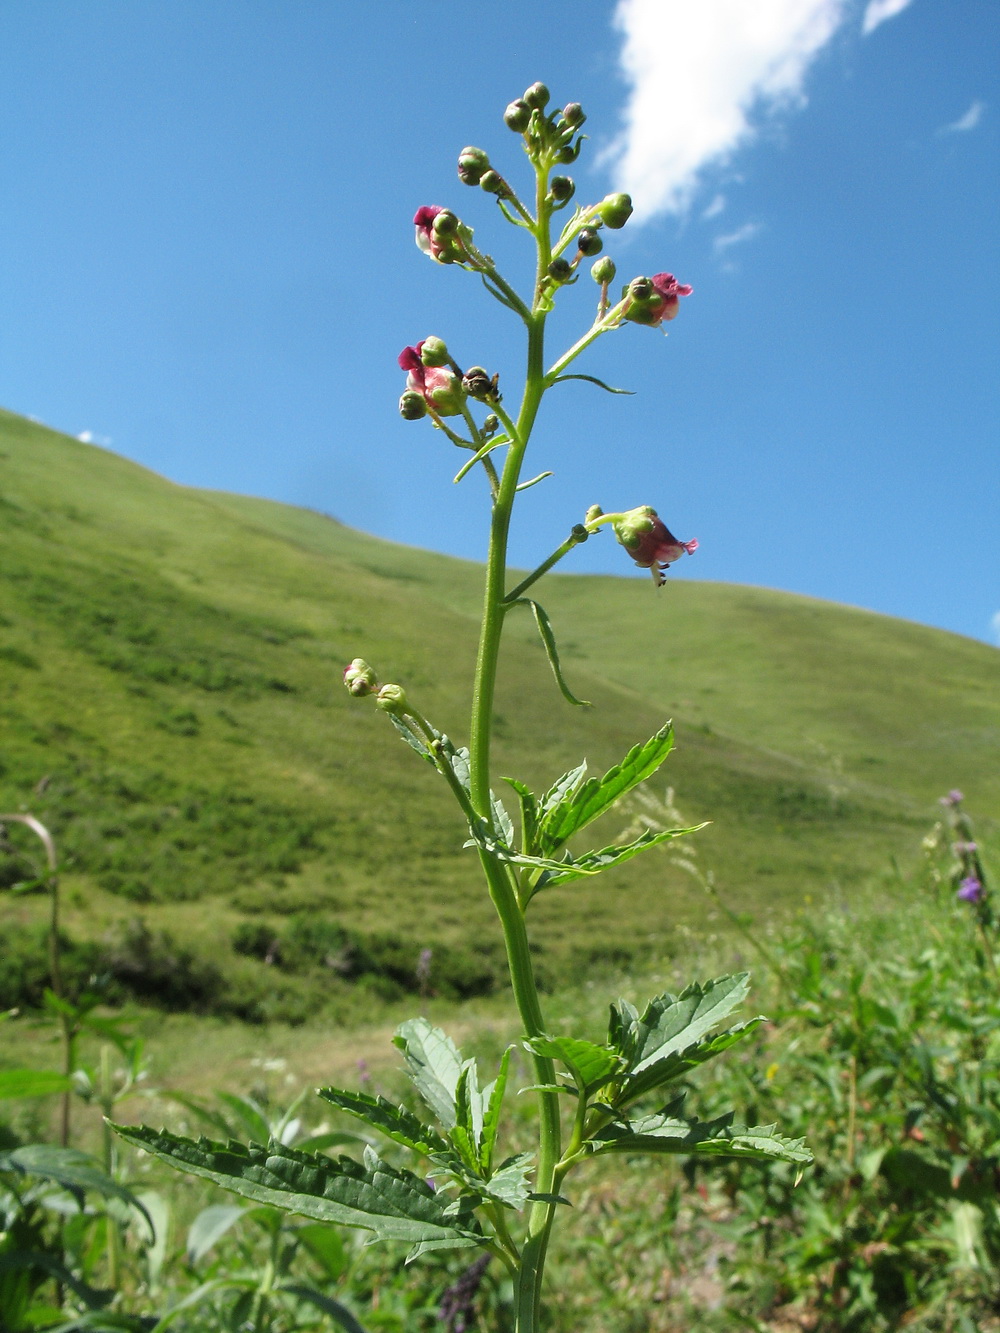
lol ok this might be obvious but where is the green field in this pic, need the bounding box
[2,406,998,1019]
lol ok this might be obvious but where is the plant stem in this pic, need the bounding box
[465,161,565,1330]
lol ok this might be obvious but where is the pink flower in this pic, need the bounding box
[398,341,464,417]
[612,506,698,586]
[413,206,463,263]
[624,273,693,326]
[957,876,983,903]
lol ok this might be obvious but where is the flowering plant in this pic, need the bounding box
[115,83,809,1330]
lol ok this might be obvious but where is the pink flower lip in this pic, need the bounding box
[649,273,693,324]
[627,514,698,585]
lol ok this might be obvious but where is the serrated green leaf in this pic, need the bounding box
[393,1018,463,1130]
[481,1152,534,1209]
[616,1019,766,1106]
[490,794,515,846]
[501,778,538,854]
[405,1236,482,1264]
[535,824,705,890]
[110,1125,480,1245]
[479,1047,512,1174]
[550,373,634,395]
[316,1088,455,1164]
[539,761,588,816]
[608,975,759,1105]
[524,1037,622,1095]
[589,1112,811,1164]
[388,713,434,763]
[186,1204,245,1263]
[0,1068,72,1099]
[513,599,590,707]
[539,724,675,851]
[452,1062,486,1173]
[1,1145,153,1229]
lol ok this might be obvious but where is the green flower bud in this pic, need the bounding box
[597,192,633,229]
[577,228,602,257]
[626,276,654,303]
[584,504,604,526]
[612,505,655,551]
[591,256,617,284]
[547,258,573,284]
[562,102,586,128]
[504,99,531,132]
[375,683,408,715]
[457,146,490,186]
[343,658,377,696]
[556,144,577,164]
[479,169,506,196]
[399,390,427,421]
[431,210,459,236]
[482,413,499,436]
[419,336,449,368]
[549,175,575,203]
[523,82,550,109]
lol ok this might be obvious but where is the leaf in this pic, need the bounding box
[538,724,675,851]
[317,1087,454,1161]
[535,825,705,890]
[393,1018,463,1130]
[620,1020,766,1105]
[479,1047,512,1174]
[514,599,590,707]
[524,1037,622,1096]
[215,1092,271,1145]
[278,1284,373,1332]
[111,1125,480,1245]
[453,1062,486,1171]
[479,1152,534,1209]
[609,974,760,1105]
[589,1112,811,1164]
[0,1068,72,1099]
[186,1204,245,1263]
[405,1236,482,1264]
[388,713,434,763]
[549,373,634,395]
[515,471,553,492]
[501,778,538,853]
[490,794,515,846]
[539,761,588,817]
[0,1145,153,1229]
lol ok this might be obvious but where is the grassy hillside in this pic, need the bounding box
[2,407,997,1015]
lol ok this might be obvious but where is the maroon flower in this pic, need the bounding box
[398,341,464,417]
[625,273,693,326]
[612,506,698,586]
[413,206,463,263]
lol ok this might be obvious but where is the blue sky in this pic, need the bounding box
[1,0,997,644]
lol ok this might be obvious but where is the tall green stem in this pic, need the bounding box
[465,161,565,1331]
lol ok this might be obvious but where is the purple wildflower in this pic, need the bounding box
[957,876,983,903]
[940,790,964,807]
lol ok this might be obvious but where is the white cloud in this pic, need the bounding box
[941,99,986,134]
[714,222,762,252]
[702,193,727,219]
[606,0,850,220]
[77,430,113,447]
[861,0,915,36]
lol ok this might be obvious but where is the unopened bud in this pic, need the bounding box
[399,391,427,421]
[597,192,633,230]
[584,504,604,525]
[562,102,586,127]
[556,144,577,164]
[479,169,506,196]
[504,99,531,132]
[344,658,377,696]
[577,228,602,257]
[376,683,408,715]
[431,210,459,236]
[591,256,616,284]
[523,82,550,110]
[457,146,490,186]
[612,505,656,551]
[547,258,573,284]
[419,337,449,368]
[549,176,575,203]
[627,276,654,303]
[482,413,499,435]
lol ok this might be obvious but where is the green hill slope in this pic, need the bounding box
[2,408,997,1014]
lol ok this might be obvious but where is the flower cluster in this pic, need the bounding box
[624,273,693,327]
[398,340,465,419]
